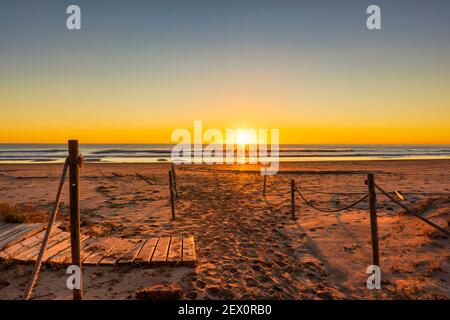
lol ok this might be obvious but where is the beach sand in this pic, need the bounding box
[0,159,449,299]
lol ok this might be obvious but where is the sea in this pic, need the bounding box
[0,144,449,164]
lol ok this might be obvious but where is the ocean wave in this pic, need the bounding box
[91,149,172,155]
[0,149,66,153]
[89,148,359,155]
[1,144,449,163]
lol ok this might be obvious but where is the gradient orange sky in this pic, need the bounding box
[1,1,449,144]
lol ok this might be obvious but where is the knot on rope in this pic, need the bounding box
[68,155,84,168]
[78,155,84,168]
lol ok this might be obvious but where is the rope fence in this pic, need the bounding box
[375,183,449,236]
[262,171,449,268]
[294,185,369,213]
[17,143,449,299]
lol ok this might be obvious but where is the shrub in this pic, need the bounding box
[0,201,45,223]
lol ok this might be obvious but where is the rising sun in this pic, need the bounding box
[235,129,257,145]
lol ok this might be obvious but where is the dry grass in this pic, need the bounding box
[0,201,47,223]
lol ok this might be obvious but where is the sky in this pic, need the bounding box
[0,0,449,144]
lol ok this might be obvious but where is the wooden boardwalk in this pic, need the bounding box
[0,222,196,267]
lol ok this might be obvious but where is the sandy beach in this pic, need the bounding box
[0,159,449,300]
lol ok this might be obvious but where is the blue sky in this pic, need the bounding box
[0,1,449,143]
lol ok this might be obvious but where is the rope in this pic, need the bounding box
[135,173,154,185]
[271,174,290,184]
[272,174,366,195]
[269,174,368,211]
[23,157,70,300]
[375,183,449,236]
[292,185,367,195]
[267,176,291,195]
[238,179,260,192]
[294,185,369,213]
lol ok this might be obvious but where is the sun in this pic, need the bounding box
[235,129,257,145]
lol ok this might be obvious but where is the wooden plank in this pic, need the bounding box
[28,232,71,262]
[150,237,171,265]
[48,236,94,264]
[83,238,117,265]
[42,234,88,262]
[99,238,141,265]
[79,238,102,262]
[0,222,16,233]
[0,223,28,240]
[15,231,70,262]
[0,228,63,260]
[40,238,71,262]
[0,223,31,242]
[167,237,182,266]
[0,223,45,250]
[182,236,196,266]
[116,239,146,264]
[0,224,35,250]
[0,224,194,267]
[134,238,158,264]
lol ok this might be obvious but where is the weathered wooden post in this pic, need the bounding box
[68,140,83,300]
[169,170,176,220]
[171,164,178,198]
[290,179,295,219]
[263,175,267,197]
[367,173,380,267]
